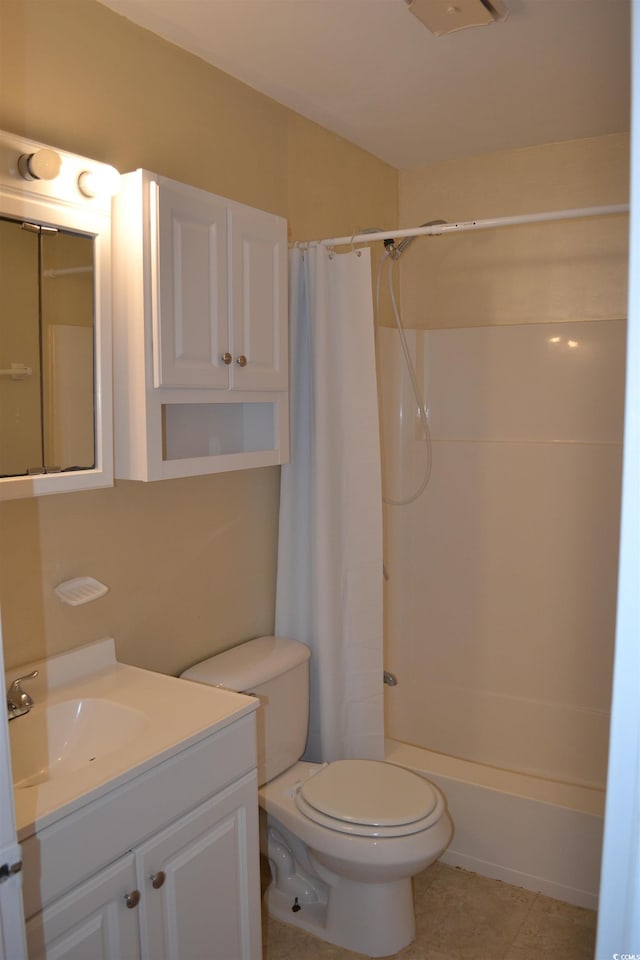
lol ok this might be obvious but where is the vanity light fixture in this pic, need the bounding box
[17,149,62,182]
[16,143,120,199]
[77,166,121,199]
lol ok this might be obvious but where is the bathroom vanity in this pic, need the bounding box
[9,639,261,960]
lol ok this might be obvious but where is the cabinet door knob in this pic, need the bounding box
[150,870,166,890]
[222,352,233,365]
[124,889,141,909]
[236,354,248,367]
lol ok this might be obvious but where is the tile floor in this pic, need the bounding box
[261,861,597,960]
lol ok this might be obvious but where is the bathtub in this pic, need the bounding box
[385,738,604,909]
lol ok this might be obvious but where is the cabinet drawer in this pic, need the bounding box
[22,715,256,919]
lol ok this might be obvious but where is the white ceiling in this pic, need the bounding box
[97,0,631,170]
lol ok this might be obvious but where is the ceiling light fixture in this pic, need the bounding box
[406,0,508,37]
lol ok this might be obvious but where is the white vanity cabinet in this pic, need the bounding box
[25,855,140,960]
[136,775,257,960]
[112,170,289,480]
[20,714,261,960]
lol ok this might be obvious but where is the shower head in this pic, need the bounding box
[385,220,448,260]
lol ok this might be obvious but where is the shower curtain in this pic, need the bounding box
[275,245,384,763]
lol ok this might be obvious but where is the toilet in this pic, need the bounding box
[181,636,452,958]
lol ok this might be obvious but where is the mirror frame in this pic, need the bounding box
[0,130,114,500]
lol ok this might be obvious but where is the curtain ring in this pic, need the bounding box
[350,232,362,257]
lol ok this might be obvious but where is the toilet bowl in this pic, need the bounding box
[181,636,452,958]
[260,760,452,956]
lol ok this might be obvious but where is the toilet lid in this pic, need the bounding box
[297,760,439,834]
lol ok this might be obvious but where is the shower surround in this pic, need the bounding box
[379,318,624,908]
[377,134,628,909]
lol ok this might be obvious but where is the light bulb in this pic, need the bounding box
[77,165,121,199]
[18,149,62,181]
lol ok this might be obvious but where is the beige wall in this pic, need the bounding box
[397,134,629,329]
[0,0,397,675]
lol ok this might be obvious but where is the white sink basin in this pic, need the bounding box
[10,697,148,788]
[9,638,256,839]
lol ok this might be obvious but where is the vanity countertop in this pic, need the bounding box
[9,638,257,841]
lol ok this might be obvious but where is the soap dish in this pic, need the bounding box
[54,577,109,606]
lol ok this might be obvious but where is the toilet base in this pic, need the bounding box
[264,825,415,957]
[264,874,415,958]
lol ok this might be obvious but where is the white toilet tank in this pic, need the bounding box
[180,636,311,786]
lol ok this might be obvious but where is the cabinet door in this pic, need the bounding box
[154,178,229,389]
[228,205,287,392]
[25,855,140,960]
[136,773,261,960]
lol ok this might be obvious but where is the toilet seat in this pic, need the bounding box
[295,759,444,838]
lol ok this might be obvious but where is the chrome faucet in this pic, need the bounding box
[7,670,38,721]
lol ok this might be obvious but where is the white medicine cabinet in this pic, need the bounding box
[112,170,289,480]
[0,130,115,500]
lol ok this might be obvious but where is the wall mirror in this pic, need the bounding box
[0,130,116,500]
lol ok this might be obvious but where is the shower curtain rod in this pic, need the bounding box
[316,203,629,248]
